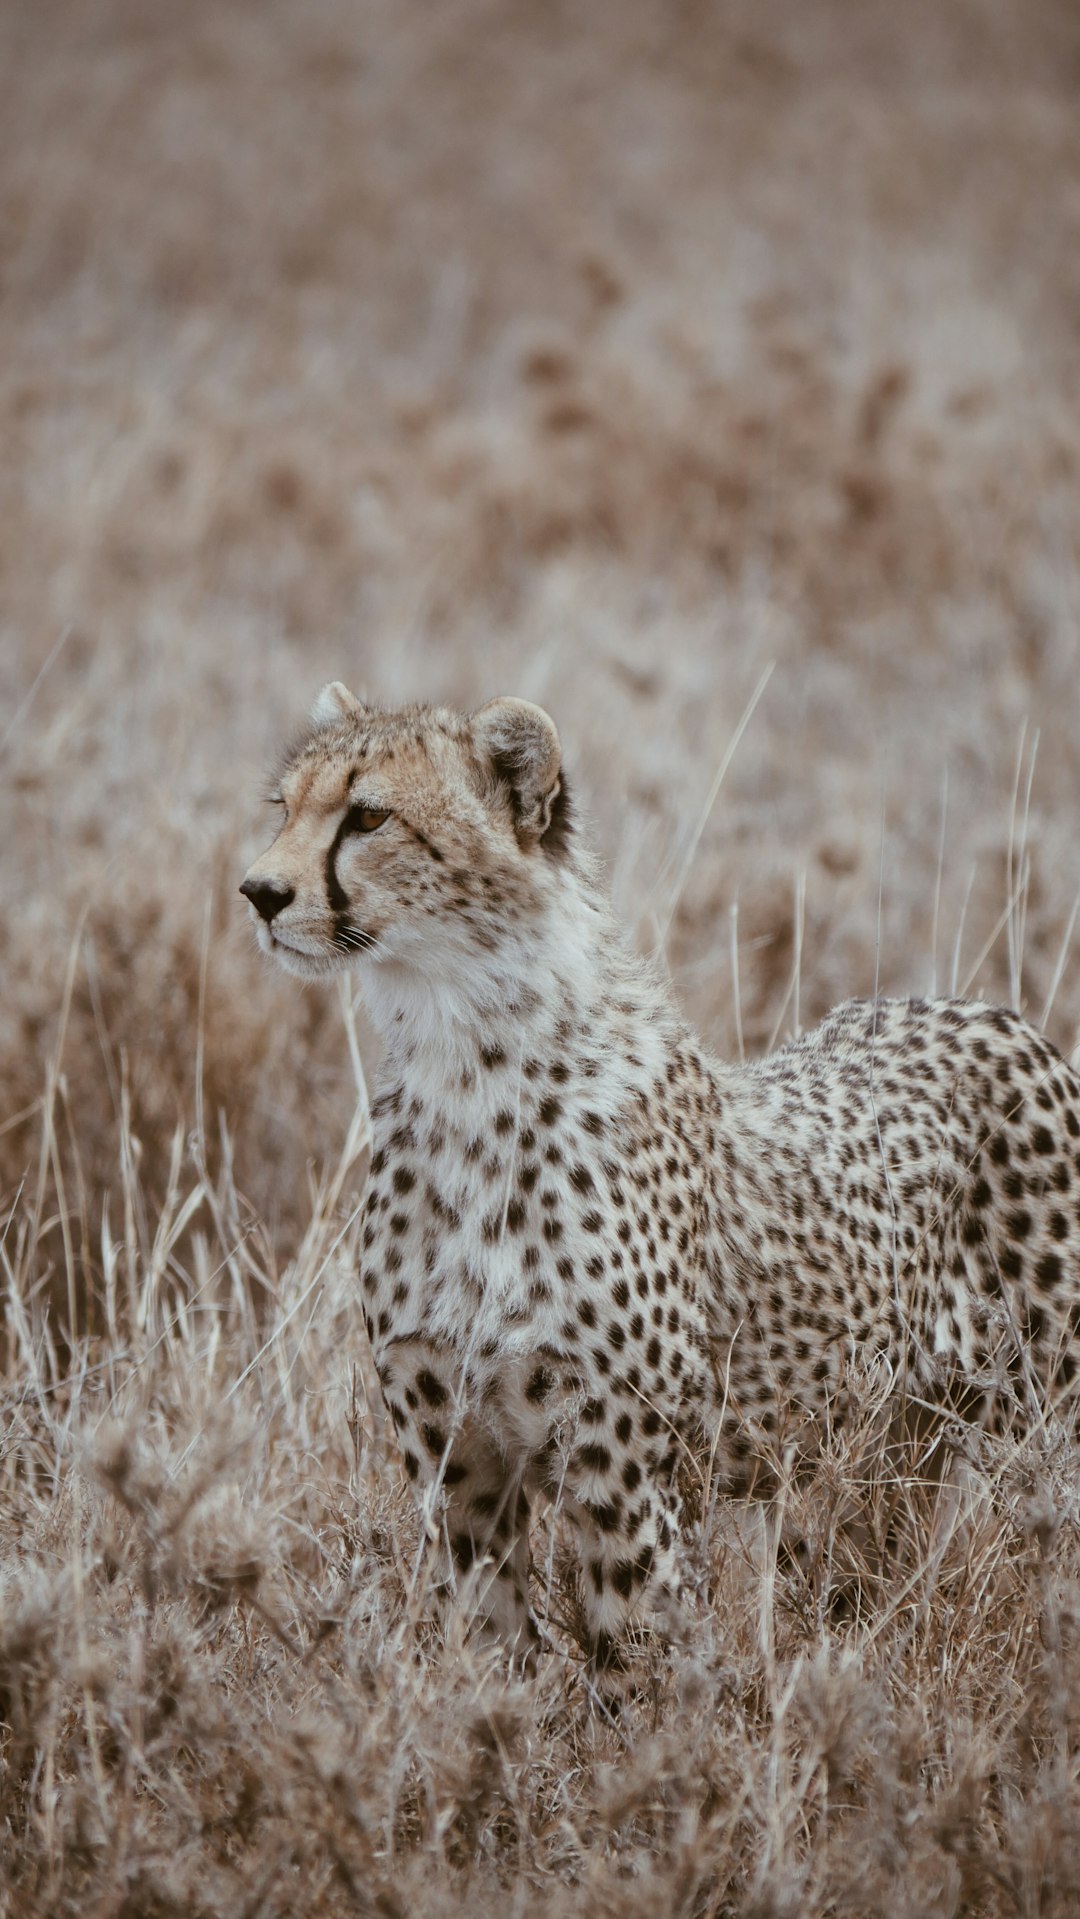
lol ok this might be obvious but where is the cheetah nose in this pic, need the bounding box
[240,877,295,924]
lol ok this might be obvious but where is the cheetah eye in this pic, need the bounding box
[348,804,391,834]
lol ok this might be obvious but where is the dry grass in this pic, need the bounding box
[7,1064,1080,1917]
[4,0,1080,1910]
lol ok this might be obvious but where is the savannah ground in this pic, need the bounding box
[4,1,1080,1912]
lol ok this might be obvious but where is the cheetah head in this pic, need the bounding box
[240,683,574,989]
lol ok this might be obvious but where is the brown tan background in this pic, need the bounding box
[5,0,1080,1237]
[4,9,1080,1911]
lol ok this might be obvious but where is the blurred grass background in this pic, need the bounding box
[4,6,1080,1913]
[4,0,1080,1246]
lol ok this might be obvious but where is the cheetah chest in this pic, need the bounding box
[358,1109,586,1360]
[358,1081,720,1451]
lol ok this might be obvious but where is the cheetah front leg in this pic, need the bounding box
[376,1338,539,1660]
[557,1405,686,1679]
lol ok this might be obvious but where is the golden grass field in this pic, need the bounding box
[4,1,1080,1911]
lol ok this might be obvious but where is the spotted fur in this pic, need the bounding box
[242,683,1080,1667]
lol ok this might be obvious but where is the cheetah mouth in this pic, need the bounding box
[261,922,378,976]
[266,928,317,957]
[259,925,339,975]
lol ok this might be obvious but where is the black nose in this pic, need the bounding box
[240,877,295,924]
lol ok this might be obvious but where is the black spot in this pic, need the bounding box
[570,1163,594,1194]
[615,1413,633,1444]
[538,1096,561,1127]
[480,1043,506,1069]
[1007,1210,1032,1240]
[417,1369,448,1407]
[1035,1252,1063,1291]
[403,1451,419,1481]
[526,1366,554,1403]
[392,1166,415,1194]
[590,1502,622,1533]
[1032,1126,1056,1156]
[421,1424,446,1455]
[576,1442,611,1474]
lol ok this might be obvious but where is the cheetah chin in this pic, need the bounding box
[242,680,1080,1672]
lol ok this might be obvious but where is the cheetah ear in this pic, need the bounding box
[471,697,567,848]
[309,681,365,730]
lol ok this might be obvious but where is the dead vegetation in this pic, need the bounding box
[5,1050,1080,1916]
[4,0,1080,1910]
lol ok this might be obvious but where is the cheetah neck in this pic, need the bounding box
[359,870,677,1117]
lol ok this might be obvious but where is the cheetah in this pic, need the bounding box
[241,682,1080,1670]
